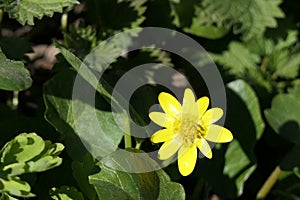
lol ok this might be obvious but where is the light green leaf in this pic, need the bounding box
[0,177,34,198]
[2,0,79,25]
[50,186,84,200]
[0,133,64,176]
[0,49,32,91]
[0,133,45,165]
[0,193,18,200]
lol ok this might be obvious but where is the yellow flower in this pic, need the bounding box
[149,88,233,176]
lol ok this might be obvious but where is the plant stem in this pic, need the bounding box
[124,134,132,149]
[135,141,142,149]
[257,166,281,199]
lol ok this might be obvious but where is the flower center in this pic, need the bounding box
[176,114,206,146]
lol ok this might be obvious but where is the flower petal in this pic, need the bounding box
[178,145,197,176]
[201,108,223,125]
[182,88,198,119]
[196,138,212,159]
[204,124,233,143]
[149,112,175,128]
[197,96,209,118]
[151,129,175,143]
[158,92,181,116]
[158,138,182,160]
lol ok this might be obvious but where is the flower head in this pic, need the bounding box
[149,88,233,176]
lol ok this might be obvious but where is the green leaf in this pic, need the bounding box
[50,186,84,200]
[89,162,159,200]
[0,49,32,91]
[227,79,265,141]
[224,140,256,196]
[89,161,185,200]
[2,0,79,25]
[265,84,300,170]
[199,0,284,40]
[265,84,300,142]
[72,154,97,200]
[44,69,125,161]
[156,170,185,200]
[215,80,263,197]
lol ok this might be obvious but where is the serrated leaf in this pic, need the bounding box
[211,42,260,76]
[50,186,84,200]
[199,0,284,40]
[2,0,79,25]
[0,49,32,91]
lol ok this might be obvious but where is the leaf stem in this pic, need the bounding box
[124,134,132,149]
[257,166,281,199]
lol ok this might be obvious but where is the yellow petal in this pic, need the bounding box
[178,145,197,176]
[204,124,233,143]
[151,129,175,143]
[158,138,182,160]
[201,108,223,125]
[182,88,198,119]
[197,96,209,118]
[196,138,212,159]
[158,92,181,117]
[149,112,175,128]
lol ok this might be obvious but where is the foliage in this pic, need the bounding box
[0,133,64,199]
[0,0,299,199]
